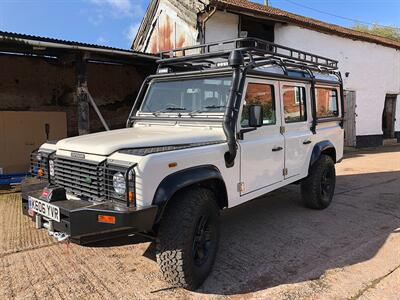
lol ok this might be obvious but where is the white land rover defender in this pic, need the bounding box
[22,38,344,290]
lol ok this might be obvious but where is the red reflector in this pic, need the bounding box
[98,215,116,224]
[41,188,49,199]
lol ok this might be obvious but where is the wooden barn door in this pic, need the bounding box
[382,95,397,139]
[344,91,356,147]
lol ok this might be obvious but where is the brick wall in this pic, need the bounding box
[0,55,154,136]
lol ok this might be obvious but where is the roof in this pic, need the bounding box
[210,0,400,50]
[0,30,157,60]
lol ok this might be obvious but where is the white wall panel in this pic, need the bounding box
[274,24,400,136]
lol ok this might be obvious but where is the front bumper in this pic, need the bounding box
[21,178,158,244]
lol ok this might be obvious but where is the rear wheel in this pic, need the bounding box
[301,154,336,209]
[156,187,219,290]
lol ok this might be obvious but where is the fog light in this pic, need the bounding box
[128,191,135,204]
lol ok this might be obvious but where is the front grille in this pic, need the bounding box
[54,156,106,200]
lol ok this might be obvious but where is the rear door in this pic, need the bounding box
[279,82,313,179]
[238,78,284,195]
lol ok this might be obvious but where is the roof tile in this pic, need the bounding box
[211,0,400,49]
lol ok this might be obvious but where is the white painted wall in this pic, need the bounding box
[204,13,400,137]
[140,0,198,53]
[205,11,239,45]
[274,24,400,136]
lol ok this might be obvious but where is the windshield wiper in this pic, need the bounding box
[188,105,226,117]
[204,105,226,109]
[152,107,187,116]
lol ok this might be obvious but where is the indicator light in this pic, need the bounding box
[128,191,135,203]
[98,215,116,224]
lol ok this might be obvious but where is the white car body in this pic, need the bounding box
[25,38,344,289]
[39,75,343,209]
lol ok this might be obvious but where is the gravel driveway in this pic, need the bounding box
[1,146,399,299]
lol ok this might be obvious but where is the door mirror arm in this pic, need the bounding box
[237,127,257,140]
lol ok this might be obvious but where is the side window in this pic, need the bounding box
[283,85,307,123]
[315,88,339,118]
[241,83,276,127]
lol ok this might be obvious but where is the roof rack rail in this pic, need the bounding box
[158,37,338,71]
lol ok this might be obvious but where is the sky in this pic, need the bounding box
[0,0,399,49]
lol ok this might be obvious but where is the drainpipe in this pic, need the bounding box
[200,6,217,44]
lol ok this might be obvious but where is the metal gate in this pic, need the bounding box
[344,90,356,147]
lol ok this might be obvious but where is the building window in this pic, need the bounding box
[240,16,275,42]
[315,88,339,118]
[241,83,276,127]
[283,85,307,123]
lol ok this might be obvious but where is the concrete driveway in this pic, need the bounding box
[1,146,399,299]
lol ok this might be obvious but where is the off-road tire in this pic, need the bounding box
[301,154,336,209]
[156,187,220,290]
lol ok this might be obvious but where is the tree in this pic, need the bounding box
[351,23,400,41]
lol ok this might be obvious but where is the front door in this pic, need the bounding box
[238,79,284,195]
[344,90,356,147]
[383,95,397,139]
[280,82,313,179]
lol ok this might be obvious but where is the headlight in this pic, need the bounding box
[113,172,126,195]
[49,160,55,177]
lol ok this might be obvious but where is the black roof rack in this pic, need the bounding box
[158,37,338,73]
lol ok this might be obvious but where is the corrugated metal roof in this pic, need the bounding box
[211,0,400,50]
[0,30,157,59]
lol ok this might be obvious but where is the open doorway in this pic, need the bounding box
[382,94,397,139]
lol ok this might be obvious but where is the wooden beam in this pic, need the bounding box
[76,53,90,135]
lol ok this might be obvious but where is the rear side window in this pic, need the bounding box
[282,85,307,123]
[315,88,339,118]
[241,83,276,127]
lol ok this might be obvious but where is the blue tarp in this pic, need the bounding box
[0,173,30,185]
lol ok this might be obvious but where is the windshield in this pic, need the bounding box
[140,76,232,115]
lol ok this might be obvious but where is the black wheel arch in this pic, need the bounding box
[309,140,336,172]
[152,165,228,223]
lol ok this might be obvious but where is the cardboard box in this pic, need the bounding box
[0,111,67,173]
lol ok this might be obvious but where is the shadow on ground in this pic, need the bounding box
[86,171,400,296]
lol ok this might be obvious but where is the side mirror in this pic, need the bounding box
[248,105,263,127]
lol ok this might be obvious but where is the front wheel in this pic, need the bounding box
[156,187,220,290]
[301,154,336,209]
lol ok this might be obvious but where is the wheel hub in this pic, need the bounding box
[192,215,212,266]
[321,168,333,197]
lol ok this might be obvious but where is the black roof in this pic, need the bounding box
[0,30,157,60]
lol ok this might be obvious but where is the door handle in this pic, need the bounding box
[272,146,283,152]
[303,140,312,145]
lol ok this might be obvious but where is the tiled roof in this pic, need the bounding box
[210,0,400,49]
